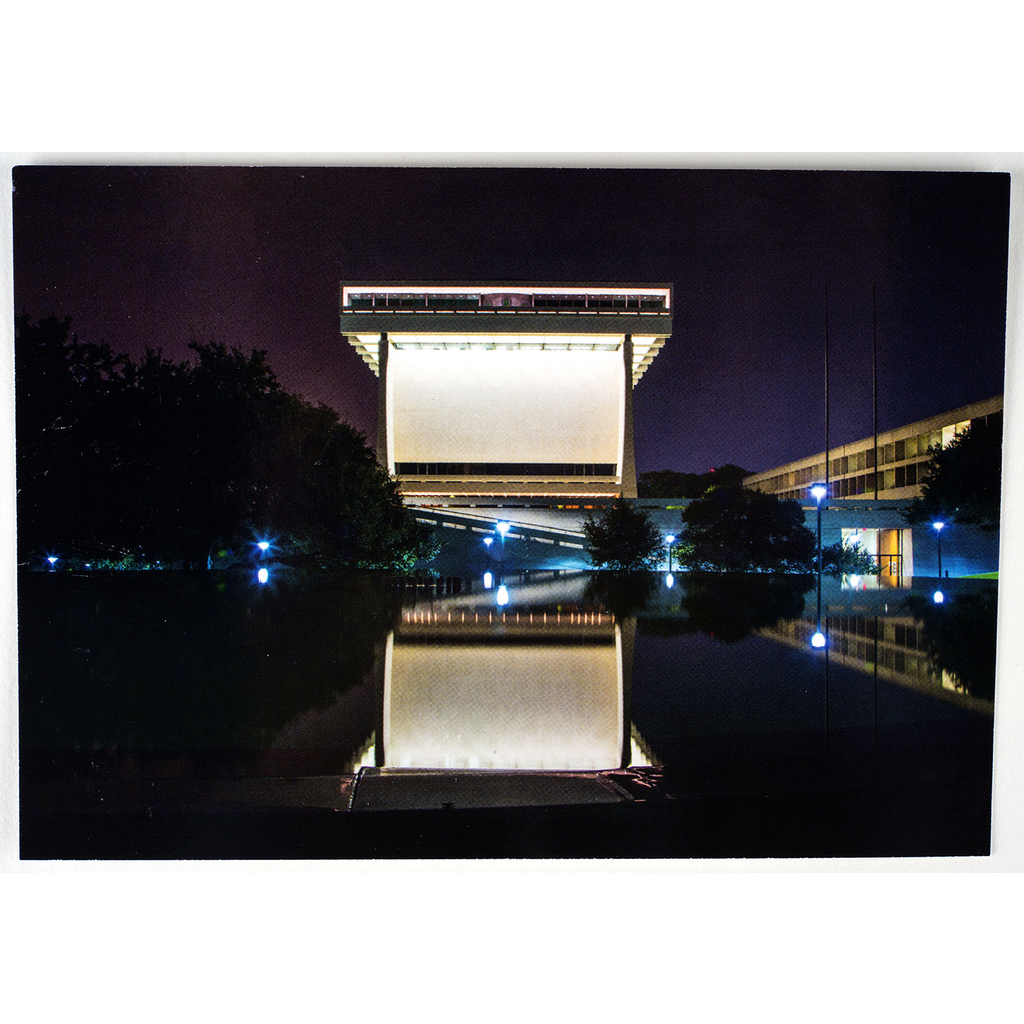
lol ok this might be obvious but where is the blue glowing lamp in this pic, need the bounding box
[811,630,826,648]
[257,567,269,584]
[811,484,827,503]
[665,573,675,588]
[496,584,509,606]
[257,541,270,552]
[933,590,944,604]
[496,522,510,537]
[46,556,58,566]
[483,537,493,548]
[483,571,493,590]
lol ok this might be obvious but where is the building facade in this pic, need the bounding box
[340,282,672,502]
[743,395,1002,503]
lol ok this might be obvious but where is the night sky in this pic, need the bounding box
[12,166,1011,475]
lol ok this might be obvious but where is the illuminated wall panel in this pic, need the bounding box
[388,347,623,466]
[385,641,622,770]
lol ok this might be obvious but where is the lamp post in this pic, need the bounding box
[811,485,827,573]
[810,485,827,648]
[932,521,945,579]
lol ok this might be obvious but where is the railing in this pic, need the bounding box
[343,296,668,314]
[413,507,588,551]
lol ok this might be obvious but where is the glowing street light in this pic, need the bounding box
[933,590,945,604]
[811,630,826,648]
[46,556,58,568]
[257,567,269,584]
[932,521,945,579]
[665,572,675,589]
[496,584,509,607]
[810,484,827,573]
[257,541,270,553]
[483,571,493,590]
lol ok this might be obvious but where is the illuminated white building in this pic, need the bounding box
[743,396,1002,503]
[340,283,673,501]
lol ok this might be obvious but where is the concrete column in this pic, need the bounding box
[376,332,389,471]
[621,334,637,498]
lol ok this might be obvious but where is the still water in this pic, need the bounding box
[19,568,996,857]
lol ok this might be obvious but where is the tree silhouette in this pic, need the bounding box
[905,419,1002,532]
[583,501,663,570]
[15,315,430,570]
[638,464,749,499]
[678,486,815,572]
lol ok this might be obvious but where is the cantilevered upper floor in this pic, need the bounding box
[340,282,672,386]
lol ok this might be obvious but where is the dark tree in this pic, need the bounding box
[583,501,664,570]
[15,314,134,561]
[638,470,705,499]
[638,464,749,499]
[678,486,815,572]
[905,419,1002,532]
[818,541,881,577]
[15,315,432,570]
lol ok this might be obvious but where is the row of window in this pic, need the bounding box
[395,462,617,477]
[758,436,943,493]
[752,413,1000,494]
[767,461,928,501]
[346,293,666,311]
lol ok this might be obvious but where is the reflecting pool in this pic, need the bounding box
[19,568,996,858]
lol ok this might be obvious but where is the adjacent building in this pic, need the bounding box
[339,282,672,502]
[743,395,1003,503]
[743,396,1003,582]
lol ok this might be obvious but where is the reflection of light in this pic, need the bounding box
[257,567,269,584]
[483,572,493,589]
[933,590,944,604]
[811,631,826,648]
[496,585,509,606]
[665,573,674,588]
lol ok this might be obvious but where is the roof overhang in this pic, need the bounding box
[340,282,672,386]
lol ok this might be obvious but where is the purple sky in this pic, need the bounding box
[12,166,1010,475]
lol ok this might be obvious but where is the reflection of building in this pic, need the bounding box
[366,574,650,771]
[743,396,1002,580]
[763,611,994,716]
[339,283,672,501]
